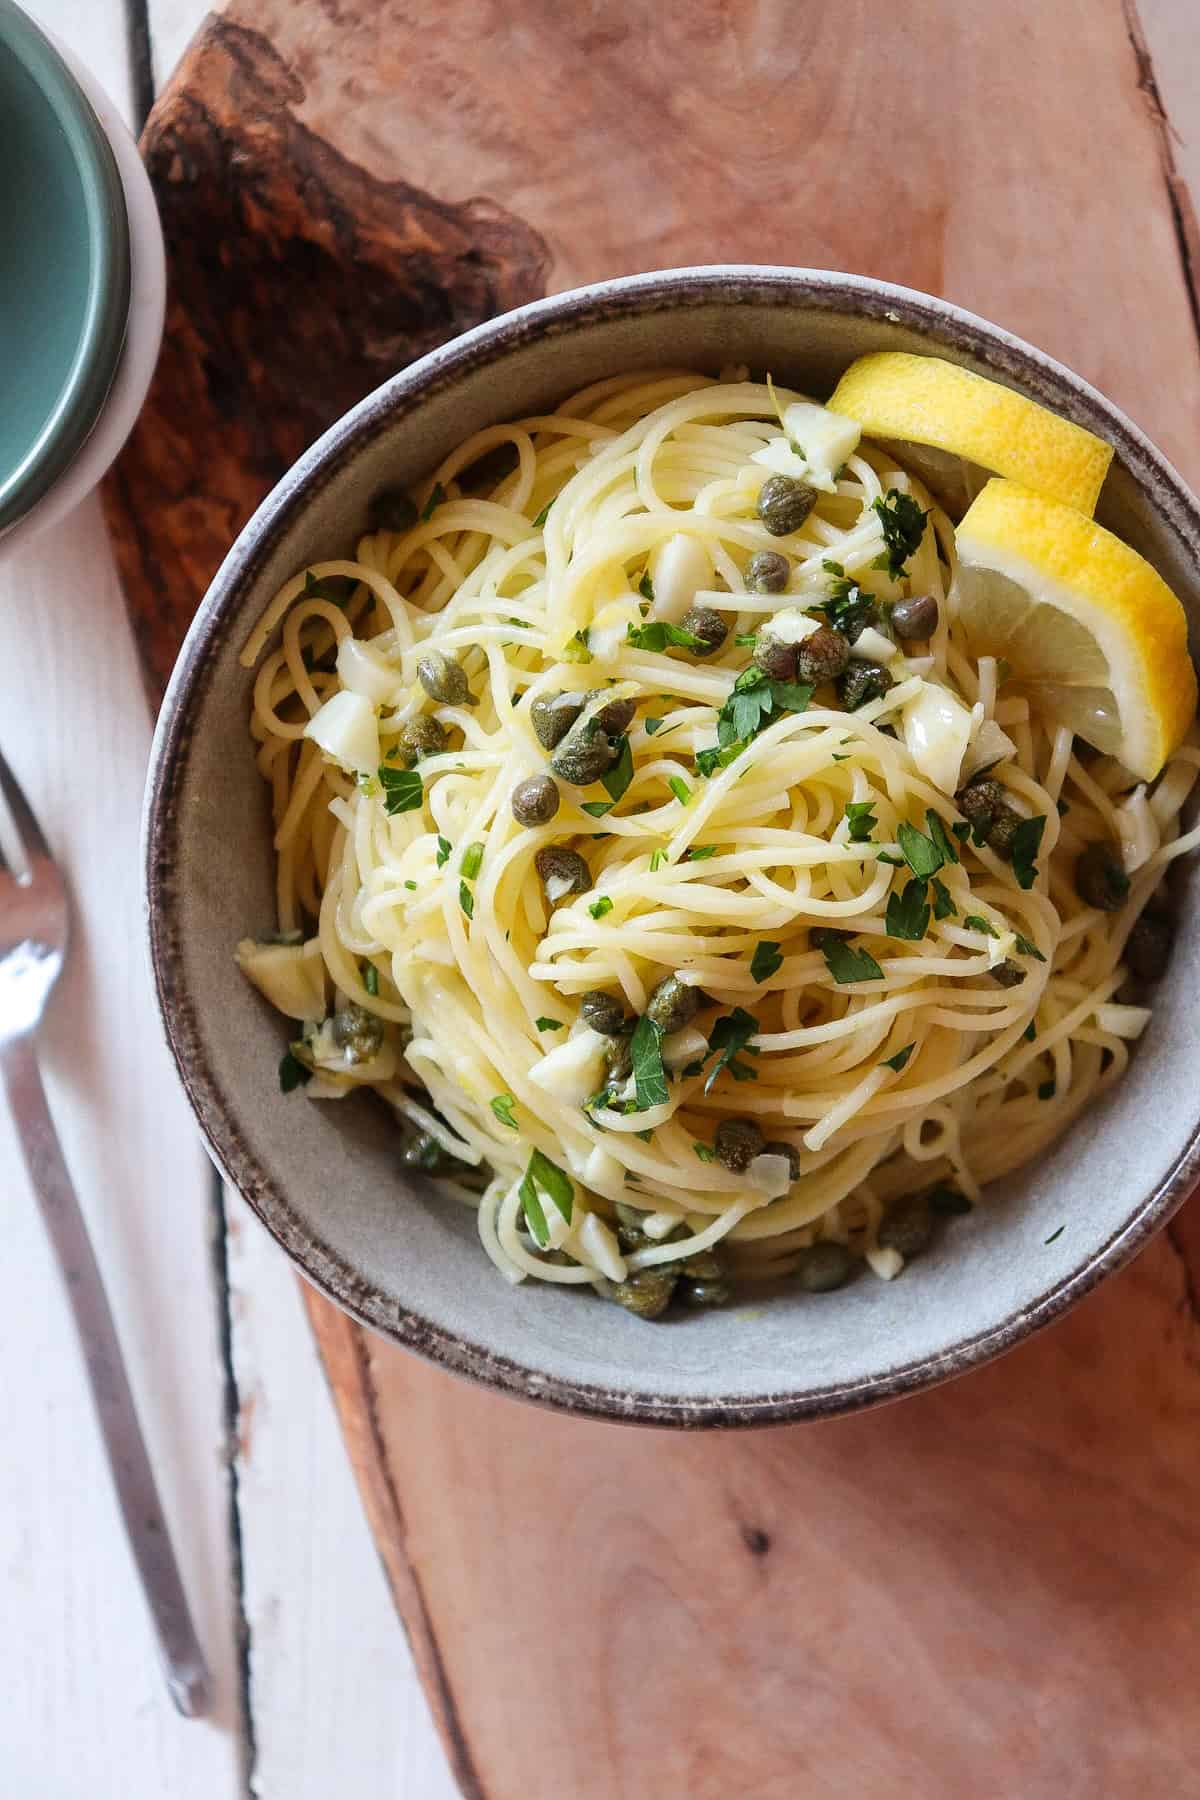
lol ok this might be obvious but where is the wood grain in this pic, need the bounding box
[103,0,1200,1793]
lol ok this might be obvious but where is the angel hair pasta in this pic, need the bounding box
[236,364,1199,1319]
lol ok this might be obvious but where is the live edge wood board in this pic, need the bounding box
[103,3,1200,1794]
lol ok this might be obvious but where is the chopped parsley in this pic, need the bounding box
[458,880,474,920]
[877,850,906,867]
[589,896,613,919]
[535,1017,563,1032]
[420,481,445,522]
[821,939,884,984]
[962,914,998,937]
[1023,1021,1037,1041]
[1037,1079,1056,1100]
[601,736,634,803]
[403,880,417,891]
[518,1149,574,1247]
[686,844,718,860]
[631,1013,668,1109]
[693,1142,716,1162]
[561,629,593,664]
[1044,1224,1065,1244]
[627,619,706,653]
[750,940,784,984]
[696,738,748,778]
[871,489,929,579]
[278,1048,311,1093]
[436,835,452,868]
[734,631,758,649]
[702,1007,761,1092]
[931,877,956,920]
[649,848,667,872]
[885,878,931,940]
[926,810,959,866]
[882,1043,914,1072]
[580,800,613,817]
[951,820,972,842]
[364,964,379,996]
[644,717,665,735]
[817,560,877,641]
[698,666,813,775]
[1013,932,1046,962]
[897,819,945,880]
[532,501,552,528]
[490,1094,519,1130]
[460,841,484,880]
[668,775,692,805]
[378,765,423,816]
[844,801,877,843]
[638,571,655,603]
[1010,816,1047,890]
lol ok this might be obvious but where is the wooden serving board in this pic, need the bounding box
[104,4,1200,1793]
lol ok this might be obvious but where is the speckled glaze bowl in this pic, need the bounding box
[144,267,1200,1426]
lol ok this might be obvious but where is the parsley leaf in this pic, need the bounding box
[734,631,758,648]
[962,914,998,936]
[1013,932,1046,962]
[518,1149,574,1247]
[693,1142,716,1162]
[877,850,906,866]
[627,619,706,652]
[696,738,749,778]
[886,878,931,940]
[931,877,956,920]
[644,717,665,735]
[279,1048,311,1093]
[951,820,971,842]
[535,1017,562,1032]
[844,801,877,842]
[364,964,379,997]
[882,1042,914,1072]
[458,880,474,920]
[303,569,357,607]
[706,666,814,766]
[871,489,929,579]
[686,844,717,860]
[638,571,655,603]
[580,800,612,817]
[750,941,783,984]
[1010,816,1046,889]
[460,841,484,880]
[631,1014,668,1109]
[420,481,445,522]
[601,736,634,802]
[532,501,552,528]
[648,848,666,872]
[926,810,959,866]
[561,629,593,664]
[897,818,944,880]
[589,896,613,919]
[668,775,691,805]
[378,765,423,816]
[490,1094,519,1130]
[821,940,884,984]
[703,1007,761,1092]
[817,562,878,641]
[1038,1080,1056,1101]
[1023,1022,1037,1041]
[1044,1224,1064,1244]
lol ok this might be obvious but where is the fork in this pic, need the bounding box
[0,747,211,1718]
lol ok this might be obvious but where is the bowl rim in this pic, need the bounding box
[0,0,131,533]
[144,264,1200,1427]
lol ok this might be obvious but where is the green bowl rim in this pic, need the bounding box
[0,0,131,532]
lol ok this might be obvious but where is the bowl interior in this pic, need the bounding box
[149,273,1200,1423]
[0,0,129,532]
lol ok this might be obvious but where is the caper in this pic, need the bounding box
[838,661,892,711]
[985,804,1023,860]
[796,1241,854,1293]
[368,487,419,532]
[890,593,939,640]
[580,989,628,1036]
[958,777,1004,836]
[796,626,851,685]
[330,1004,385,1063]
[678,1277,732,1308]
[1076,841,1131,912]
[417,649,472,706]
[603,1036,634,1086]
[645,974,701,1034]
[402,1132,444,1171]
[550,717,618,786]
[877,1194,935,1258]
[761,1140,802,1182]
[753,636,798,682]
[593,693,637,736]
[608,1267,678,1320]
[616,1220,652,1253]
[393,716,447,766]
[810,926,850,950]
[680,606,729,656]
[991,960,1026,988]
[714,1116,764,1173]
[511,773,560,827]
[673,1244,724,1279]
[757,474,818,537]
[746,549,790,593]
[534,845,591,906]
[531,689,586,750]
[1125,912,1174,981]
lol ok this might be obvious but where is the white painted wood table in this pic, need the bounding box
[2,2,1197,1796]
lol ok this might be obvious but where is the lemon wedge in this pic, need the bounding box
[829,352,1112,516]
[954,479,1196,780]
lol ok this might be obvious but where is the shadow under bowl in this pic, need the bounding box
[144,266,1200,1427]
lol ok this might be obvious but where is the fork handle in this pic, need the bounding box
[1,1038,212,1718]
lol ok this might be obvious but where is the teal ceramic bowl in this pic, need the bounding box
[0,0,130,534]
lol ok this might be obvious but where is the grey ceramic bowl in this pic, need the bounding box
[145,266,1200,1427]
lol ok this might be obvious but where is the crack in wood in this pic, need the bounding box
[1122,0,1200,341]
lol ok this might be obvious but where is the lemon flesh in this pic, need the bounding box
[830,352,1113,517]
[954,480,1196,781]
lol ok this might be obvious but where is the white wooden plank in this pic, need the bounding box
[226,1192,459,1800]
[0,493,242,1798]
